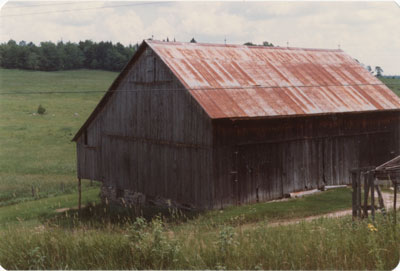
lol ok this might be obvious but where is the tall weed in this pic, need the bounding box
[0,213,399,270]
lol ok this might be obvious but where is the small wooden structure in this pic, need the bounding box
[352,155,400,223]
[351,167,385,220]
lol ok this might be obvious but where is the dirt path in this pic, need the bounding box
[240,191,400,230]
[55,205,85,213]
[166,191,400,238]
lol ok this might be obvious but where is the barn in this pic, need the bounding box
[73,40,400,209]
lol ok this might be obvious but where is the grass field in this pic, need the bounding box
[381,76,400,96]
[0,68,399,269]
[0,69,117,206]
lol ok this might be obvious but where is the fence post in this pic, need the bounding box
[363,173,369,218]
[352,171,359,219]
[370,172,375,220]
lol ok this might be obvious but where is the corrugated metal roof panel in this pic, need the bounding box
[148,40,400,119]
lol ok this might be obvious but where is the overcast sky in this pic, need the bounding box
[0,1,399,74]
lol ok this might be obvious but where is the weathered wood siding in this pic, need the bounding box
[76,46,214,208]
[76,122,102,181]
[212,111,400,208]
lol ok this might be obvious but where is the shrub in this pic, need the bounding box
[217,226,238,254]
[127,216,183,269]
[37,104,46,115]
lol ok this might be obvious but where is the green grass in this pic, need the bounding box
[0,173,99,207]
[199,188,351,225]
[0,68,117,175]
[0,212,398,270]
[0,68,117,206]
[0,68,117,93]
[0,186,100,228]
[0,185,397,270]
[380,77,400,96]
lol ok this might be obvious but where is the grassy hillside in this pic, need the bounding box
[0,69,118,206]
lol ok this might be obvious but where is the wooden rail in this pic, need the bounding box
[351,169,385,221]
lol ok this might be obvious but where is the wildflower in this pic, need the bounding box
[367,223,378,232]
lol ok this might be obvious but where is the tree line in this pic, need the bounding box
[0,40,137,72]
[0,39,387,77]
[0,39,272,72]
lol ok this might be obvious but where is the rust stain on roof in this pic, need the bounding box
[147,40,400,119]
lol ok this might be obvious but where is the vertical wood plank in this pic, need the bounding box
[363,173,369,218]
[394,180,397,225]
[78,178,81,211]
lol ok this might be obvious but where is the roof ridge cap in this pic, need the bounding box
[146,39,342,52]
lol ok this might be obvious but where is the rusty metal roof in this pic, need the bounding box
[148,40,400,119]
[73,40,400,141]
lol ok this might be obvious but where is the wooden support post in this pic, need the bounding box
[370,173,375,220]
[78,178,82,211]
[394,180,397,225]
[363,173,370,218]
[357,172,362,218]
[352,171,357,219]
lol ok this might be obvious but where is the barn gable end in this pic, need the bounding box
[75,42,214,208]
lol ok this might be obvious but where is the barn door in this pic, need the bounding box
[236,143,285,204]
[236,144,265,205]
[237,144,263,204]
[236,145,249,205]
